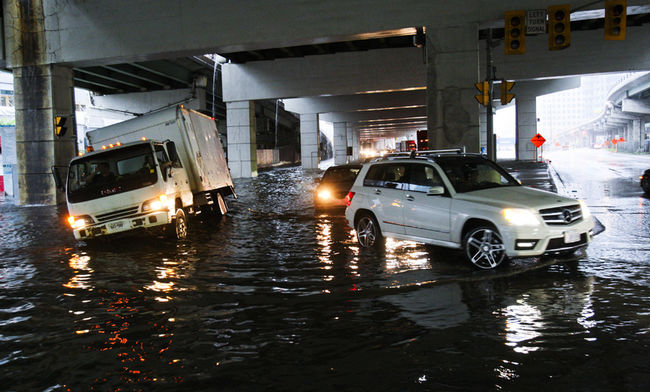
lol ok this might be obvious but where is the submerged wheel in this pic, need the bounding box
[217,193,228,216]
[463,226,506,269]
[174,208,188,240]
[355,212,382,248]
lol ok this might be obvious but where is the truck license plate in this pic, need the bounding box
[564,231,580,243]
[108,222,124,230]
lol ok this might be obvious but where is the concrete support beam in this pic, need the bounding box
[622,98,650,115]
[426,24,480,152]
[333,122,348,165]
[223,47,425,102]
[283,90,426,114]
[226,101,258,178]
[89,88,205,115]
[300,114,320,169]
[320,107,426,123]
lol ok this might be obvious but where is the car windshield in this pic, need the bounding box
[435,156,519,193]
[67,144,158,203]
[321,166,360,183]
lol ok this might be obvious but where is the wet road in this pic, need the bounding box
[1,152,649,391]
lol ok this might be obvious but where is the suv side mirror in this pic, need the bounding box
[427,185,444,196]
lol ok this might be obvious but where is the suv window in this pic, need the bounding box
[364,163,408,190]
[407,164,445,193]
[435,157,518,193]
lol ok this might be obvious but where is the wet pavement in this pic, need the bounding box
[1,150,649,391]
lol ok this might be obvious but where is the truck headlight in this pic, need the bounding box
[143,195,169,212]
[579,199,591,219]
[501,208,540,226]
[68,215,94,229]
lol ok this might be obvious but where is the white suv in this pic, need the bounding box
[345,151,594,269]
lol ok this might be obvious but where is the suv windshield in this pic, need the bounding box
[435,156,519,193]
[67,144,158,203]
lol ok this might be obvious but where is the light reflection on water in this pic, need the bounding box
[1,165,649,391]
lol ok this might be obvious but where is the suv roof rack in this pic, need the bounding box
[377,147,470,161]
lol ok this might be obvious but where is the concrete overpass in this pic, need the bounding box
[565,71,650,150]
[3,0,650,205]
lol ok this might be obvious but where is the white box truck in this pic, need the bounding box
[63,105,235,240]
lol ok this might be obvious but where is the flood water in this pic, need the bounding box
[1,162,649,391]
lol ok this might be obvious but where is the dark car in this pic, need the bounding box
[314,164,362,210]
[641,169,650,194]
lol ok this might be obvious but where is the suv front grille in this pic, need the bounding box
[539,204,582,225]
[95,206,140,223]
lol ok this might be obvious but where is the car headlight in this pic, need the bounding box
[143,195,169,212]
[501,208,540,226]
[67,215,94,229]
[317,189,332,200]
[579,199,591,219]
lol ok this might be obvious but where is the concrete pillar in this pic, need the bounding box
[426,24,480,152]
[14,65,77,205]
[333,122,348,165]
[9,0,77,205]
[226,101,257,178]
[352,127,361,162]
[300,114,320,169]
[632,118,642,151]
[516,96,538,160]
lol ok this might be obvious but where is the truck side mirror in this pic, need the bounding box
[166,141,182,168]
[51,166,67,192]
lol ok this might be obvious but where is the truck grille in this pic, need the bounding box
[95,206,140,223]
[539,204,582,225]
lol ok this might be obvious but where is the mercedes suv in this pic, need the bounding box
[345,150,595,269]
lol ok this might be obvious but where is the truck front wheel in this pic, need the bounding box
[171,208,188,240]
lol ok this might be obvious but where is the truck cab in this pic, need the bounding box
[66,140,191,240]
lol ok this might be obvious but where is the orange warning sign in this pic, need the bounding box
[530,133,546,148]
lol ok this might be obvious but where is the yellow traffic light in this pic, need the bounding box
[548,4,571,50]
[54,116,68,137]
[504,11,526,55]
[500,80,515,105]
[605,0,626,40]
[474,81,490,106]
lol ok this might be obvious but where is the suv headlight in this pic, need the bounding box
[579,199,591,219]
[501,208,540,226]
[67,215,94,229]
[142,195,170,212]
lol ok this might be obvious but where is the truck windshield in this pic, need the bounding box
[67,144,158,203]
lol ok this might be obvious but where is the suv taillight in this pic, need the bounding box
[346,192,355,206]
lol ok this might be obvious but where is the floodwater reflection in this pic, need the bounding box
[1,164,649,391]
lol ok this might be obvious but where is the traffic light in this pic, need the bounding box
[54,116,68,137]
[474,81,490,106]
[548,4,571,50]
[500,80,515,105]
[604,0,626,40]
[504,11,526,55]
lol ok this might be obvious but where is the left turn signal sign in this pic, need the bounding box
[55,116,68,137]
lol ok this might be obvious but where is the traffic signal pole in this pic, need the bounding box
[486,29,496,161]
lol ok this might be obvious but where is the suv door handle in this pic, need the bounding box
[405,194,415,201]
[374,189,382,195]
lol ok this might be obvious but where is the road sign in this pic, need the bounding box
[530,133,546,148]
[618,137,625,142]
[611,138,618,145]
[526,9,547,34]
